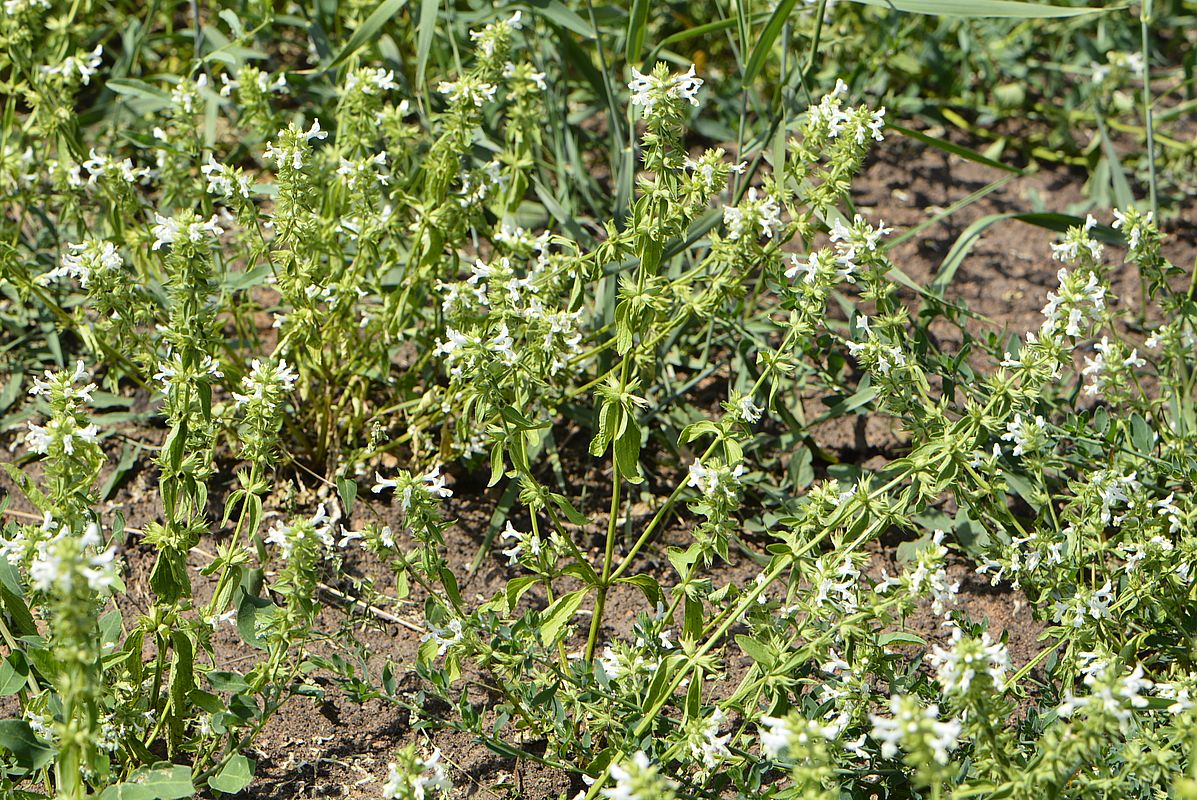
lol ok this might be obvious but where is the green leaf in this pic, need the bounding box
[208,671,250,694]
[877,631,928,648]
[522,0,596,38]
[844,0,1111,17]
[683,596,703,640]
[931,212,1123,295]
[1129,414,1155,454]
[0,652,28,696]
[931,212,1018,294]
[329,0,408,68]
[890,123,1021,173]
[100,442,138,501]
[653,16,741,54]
[98,765,195,800]
[169,631,195,750]
[0,720,53,771]
[218,8,243,36]
[616,574,662,606]
[735,634,775,667]
[743,0,796,82]
[1096,114,1136,211]
[106,78,172,104]
[415,0,440,86]
[0,561,36,637]
[150,547,191,604]
[625,0,650,65]
[0,373,23,414]
[540,588,587,645]
[236,586,272,650]
[336,476,358,516]
[207,754,256,794]
[505,576,540,611]
[613,424,643,484]
[551,493,591,527]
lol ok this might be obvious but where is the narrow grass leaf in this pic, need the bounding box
[744,0,797,82]
[1096,114,1136,209]
[329,0,407,69]
[889,123,1022,173]
[844,0,1112,17]
[625,0,650,65]
[932,212,1019,294]
[522,0,596,38]
[415,0,439,86]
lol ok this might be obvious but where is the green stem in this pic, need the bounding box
[1140,0,1158,218]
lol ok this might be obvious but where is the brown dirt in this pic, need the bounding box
[2,132,1195,798]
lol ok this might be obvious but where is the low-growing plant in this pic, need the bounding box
[0,0,1196,798]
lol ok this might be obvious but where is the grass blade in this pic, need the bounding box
[743,0,797,82]
[933,212,1124,295]
[625,0,650,65]
[415,0,439,86]
[329,0,407,69]
[889,122,1023,173]
[523,0,596,38]
[844,0,1113,16]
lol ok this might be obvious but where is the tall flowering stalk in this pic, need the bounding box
[7,364,114,797]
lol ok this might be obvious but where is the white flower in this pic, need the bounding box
[346,67,398,95]
[151,213,223,250]
[499,521,541,566]
[264,505,334,560]
[603,751,674,800]
[382,748,452,799]
[1155,494,1183,534]
[687,460,745,503]
[736,394,763,423]
[869,695,960,765]
[42,44,103,85]
[82,149,148,185]
[1001,413,1045,457]
[421,618,464,656]
[422,465,452,499]
[154,352,223,393]
[301,119,327,141]
[30,523,117,595]
[39,240,122,288]
[627,64,703,119]
[337,151,390,190]
[437,78,497,107]
[372,472,398,494]
[201,155,252,198]
[232,358,296,407]
[688,708,731,768]
[928,626,1010,695]
[785,252,819,284]
[1058,660,1154,730]
[758,716,792,759]
[722,188,782,240]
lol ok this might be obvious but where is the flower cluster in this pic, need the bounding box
[25,362,100,459]
[382,745,453,800]
[603,751,677,800]
[628,63,702,120]
[928,626,1010,698]
[869,695,961,784]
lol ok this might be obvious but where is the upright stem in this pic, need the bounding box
[585,358,631,662]
[1139,0,1158,218]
